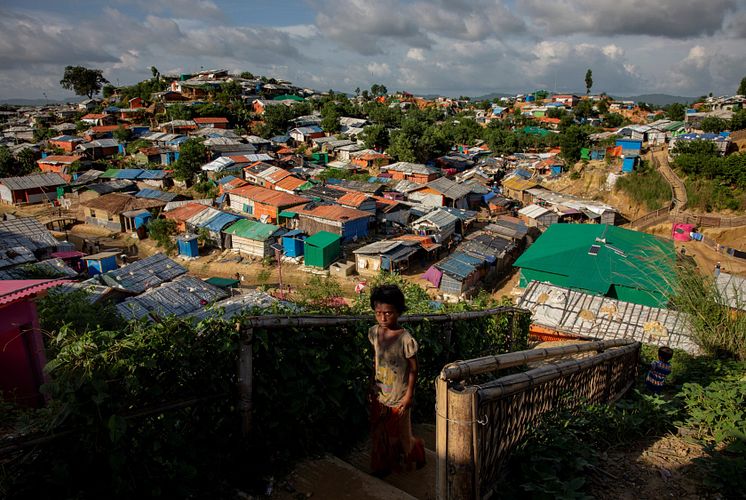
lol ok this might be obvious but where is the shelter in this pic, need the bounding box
[117,275,228,321]
[513,224,675,307]
[0,173,66,204]
[282,229,306,257]
[177,234,199,258]
[517,281,698,354]
[304,231,341,268]
[223,219,283,258]
[295,203,371,241]
[82,251,119,276]
[0,279,68,407]
[99,253,186,294]
[185,207,243,248]
[353,240,418,275]
[411,209,458,244]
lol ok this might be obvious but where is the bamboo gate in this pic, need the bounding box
[435,339,641,500]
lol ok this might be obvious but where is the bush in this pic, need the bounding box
[146,218,177,253]
[615,163,672,210]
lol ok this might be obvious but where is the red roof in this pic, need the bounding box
[265,169,292,183]
[164,203,210,222]
[0,279,70,306]
[295,204,371,222]
[82,113,106,120]
[194,117,229,124]
[51,251,86,259]
[92,125,126,133]
[38,155,82,164]
[229,185,310,207]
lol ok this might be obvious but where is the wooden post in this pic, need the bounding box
[238,326,253,437]
[447,386,477,500]
[436,377,448,500]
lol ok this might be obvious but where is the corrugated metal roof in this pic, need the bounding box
[0,279,70,306]
[338,191,371,207]
[117,275,228,321]
[385,162,439,175]
[101,253,187,293]
[164,203,210,222]
[229,185,310,207]
[188,289,286,321]
[0,172,66,190]
[223,219,280,241]
[137,169,168,180]
[0,246,36,270]
[296,203,371,222]
[353,240,402,255]
[0,217,59,253]
[135,188,179,202]
[412,209,458,229]
[518,204,552,218]
[518,281,698,354]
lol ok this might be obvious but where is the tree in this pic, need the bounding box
[603,113,625,128]
[731,110,746,131]
[370,84,388,97]
[240,71,255,80]
[361,124,389,151]
[738,76,746,96]
[573,99,594,120]
[147,218,177,252]
[666,103,686,121]
[102,84,116,99]
[60,66,109,99]
[320,102,341,133]
[173,139,207,181]
[700,116,729,134]
[354,87,361,97]
[560,125,589,163]
[113,125,133,143]
[150,66,160,81]
[0,146,38,178]
[585,69,593,95]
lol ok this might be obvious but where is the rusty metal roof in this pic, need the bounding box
[229,185,310,207]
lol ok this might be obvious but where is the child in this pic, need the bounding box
[645,346,673,394]
[368,284,425,477]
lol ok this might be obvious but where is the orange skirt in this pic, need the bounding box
[369,398,425,476]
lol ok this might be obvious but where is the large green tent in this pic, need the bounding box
[513,224,675,307]
[304,231,341,269]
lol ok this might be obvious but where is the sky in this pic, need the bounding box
[1,0,746,100]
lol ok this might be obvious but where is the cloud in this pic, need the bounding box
[367,62,392,77]
[519,0,737,38]
[125,0,224,21]
[662,42,746,95]
[406,48,426,61]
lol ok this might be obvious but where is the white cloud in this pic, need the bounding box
[407,48,426,61]
[367,62,392,77]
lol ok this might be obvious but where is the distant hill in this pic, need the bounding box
[613,94,696,106]
[471,92,514,101]
[0,98,81,106]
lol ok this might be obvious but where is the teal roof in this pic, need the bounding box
[513,224,675,297]
[205,277,240,288]
[305,231,341,248]
[223,219,280,241]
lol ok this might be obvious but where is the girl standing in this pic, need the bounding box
[368,284,426,477]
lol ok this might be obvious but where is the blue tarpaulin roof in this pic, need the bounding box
[217,175,237,185]
[283,229,305,238]
[114,169,144,179]
[137,169,168,179]
[136,188,178,202]
[201,212,242,232]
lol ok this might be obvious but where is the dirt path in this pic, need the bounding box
[589,434,709,499]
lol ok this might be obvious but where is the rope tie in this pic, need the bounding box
[434,404,489,426]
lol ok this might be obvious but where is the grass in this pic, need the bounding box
[615,163,672,211]
[684,178,746,212]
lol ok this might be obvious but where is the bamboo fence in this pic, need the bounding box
[435,339,640,500]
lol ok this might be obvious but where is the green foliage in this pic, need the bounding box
[33,125,54,143]
[125,138,150,156]
[112,126,132,143]
[0,146,38,178]
[584,69,593,95]
[673,139,746,206]
[684,178,745,212]
[614,161,672,210]
[102,84,116,99]
[193,179,218,198]
[370,83,387,96]
[700,116,729,133]
[240,71,254,80]
[672,263,746,359]
[360,123,390,151]
[560,125,589,163]
[316,167,369,182]
[731,109,746,131]
[147,218,177,252]
[387,117,449,163]
[166,103,193,121]
[320,101,341,133]
[603,112,625,128]
[172,138,207,181]
[738,76,746,97]
[116,78,167,105]
[666,102,686,121]
[37,289,122,346]
[60,66,109,99]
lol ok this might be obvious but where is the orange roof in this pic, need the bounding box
[337,191,370,208]
[356,152,389,161]
[265,169,292,183]
[548,147,561,154]
[393,234,439,250]
[274,175,306,191]
[229,184,310,207]
[539,117,561,124]
[82,113,106,120]
[194,117,229,124]
[92,125,126,133]
[295,204,371,222]
[276,147,295,155]
[38,155,82,164]
[163,203,209,222]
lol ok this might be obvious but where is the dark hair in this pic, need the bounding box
[370,284,407,314]
[658,346,673,362]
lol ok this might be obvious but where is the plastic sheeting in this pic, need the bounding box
[422,266,443,288]
[672,223,695,241]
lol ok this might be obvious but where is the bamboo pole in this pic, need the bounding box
[476,343,640,401]
[238,327,254,436]
[447,386,477,500]
[440,339,632,381]
[242,306,524,329]
[436,377,448,500]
